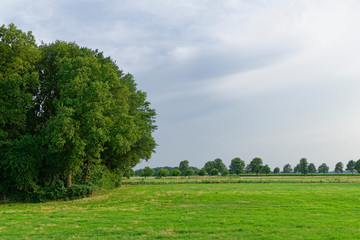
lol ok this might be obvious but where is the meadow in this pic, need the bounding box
[1,176,360,239]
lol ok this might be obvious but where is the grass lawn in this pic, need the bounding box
[1,181,360,239]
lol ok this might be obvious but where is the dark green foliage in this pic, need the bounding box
[204,161,215,174]
[346,160,355,174]
[221,169,230,176]
[171,169,181,176]
[140,167,155,177]
[335,162,344,173]
[273,167,280,174]
[0,24,157,200]
[184,168,194,176]
[210,168,219,176]
[283,164,292,173]
[261,164,271,175]
[318,163,329,174]
[179,160,189,175]
[354,160,360,174]
[308,163,317,174]
[0,135,42,194]
[298,158,308,175]
[198,169,206,176]
[156,168,169,178]
[229,157,245,175]
[248,157,263,175]
[293,164,300,173]
[204,159,226,174]
[0,24,40,142]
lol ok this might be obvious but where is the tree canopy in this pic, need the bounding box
[0,24,157,199]
[229,157,245,175]
[248,157,263,175]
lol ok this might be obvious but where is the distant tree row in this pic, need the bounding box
[136,158,360,177]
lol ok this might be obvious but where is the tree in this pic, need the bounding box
[213,158,226,173]
[261,164,271,175]
[318,163,329,174]
[184,168,194,176]
[273,167,280,174]
[334,162,343,173]
[248,157,263,175]
[0,24,157,199]
[298,158,308,175]
[221,169,230,176]
[197,168,206,176]
[346,160,355,174]
[140,167,155,177]
[171,169,181,176]
[210,168,219,176]
[229,157,245,175]
[308,163,316,174]
[0,24,40,143]
[156,168,169,178]
[283,164,292,173]
[293,164,300,173]
[204,161,215,174]
[179,160,189,175]
[354,160,360,174]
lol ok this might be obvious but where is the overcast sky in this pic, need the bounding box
[2,0,360,170]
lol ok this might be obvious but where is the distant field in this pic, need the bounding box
[123,174,360,184]
[2,177,360,239]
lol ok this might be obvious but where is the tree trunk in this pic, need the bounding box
[66,170,72,188]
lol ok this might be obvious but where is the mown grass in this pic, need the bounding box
[1,179,360,239]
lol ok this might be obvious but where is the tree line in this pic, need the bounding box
[0,24,156,200]
[136,158,360,177]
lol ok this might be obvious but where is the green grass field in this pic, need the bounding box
[2,177,360,239]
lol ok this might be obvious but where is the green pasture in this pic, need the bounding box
[1,179,360,239]
[123,175,360,184]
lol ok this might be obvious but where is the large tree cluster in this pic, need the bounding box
[0,24,156,198]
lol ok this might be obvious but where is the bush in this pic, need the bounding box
[65,184,95,199]
[221,169,230,176]
[171,169,181,176]
[184,168,194,176]
[210,168,219,176]
[140,167,155,177]
[198,169,206,176]
[157,168,169,177]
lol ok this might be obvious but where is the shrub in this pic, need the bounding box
[141,167,155,177]
[198,169,206,176]
[157,168,169,177]
[171,169,181,176]
[221,169,230,176]
[210,168,219,176]
[184,168,194,176]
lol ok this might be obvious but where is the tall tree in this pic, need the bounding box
[0,24,40,142]
[318,163,329,174]
[213,158,226,173]
[229,157,245,175]
[293,164,300,173]
[248,157,263,175]
[204,161,215,174]
[273,167,280,174]
[308,163,317,174]
[298,158,308,175]
[354,160,360,174]
[346,160,355,174]
[283,164,292,173]
[261,164,271,175]
[334,162,343,173]
[179,160,189,175]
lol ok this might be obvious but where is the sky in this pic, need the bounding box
[2,0,360,170]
